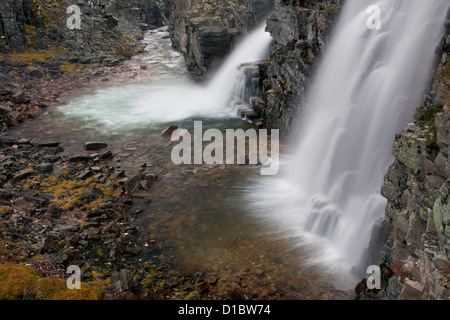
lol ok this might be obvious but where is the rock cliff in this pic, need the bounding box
[0,0,33,52]
[0,0,171,61]
[254,0,342,139]
[169,0,274,78]
[374,24,450,300]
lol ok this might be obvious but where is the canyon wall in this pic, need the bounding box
[169,0,274,78]
[0,0,171,61]
[254,0,341,139]
[374,24,450,300]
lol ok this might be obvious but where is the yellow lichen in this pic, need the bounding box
[0,262,109,300]
[8,49,64,65]
[60,61,81,74]
[36,176,115,212]
[25,278,108,300]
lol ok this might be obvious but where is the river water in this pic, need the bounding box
[7,27,351,299]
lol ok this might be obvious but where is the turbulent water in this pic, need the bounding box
[59,25,272,134]
[245,0,448,287]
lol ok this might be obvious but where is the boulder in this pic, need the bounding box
[162,125,178,137]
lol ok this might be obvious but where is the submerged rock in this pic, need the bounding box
[85,142,108,151]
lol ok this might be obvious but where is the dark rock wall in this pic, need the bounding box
[169,0,274,78]
[254,0,342,140]
[375,21,450,300]
[0,0,34,52]
[0,0,171,57]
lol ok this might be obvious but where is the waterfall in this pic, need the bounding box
[59,25,272,132]
[245,0,448,286]
[231,63,264,119]
[205,22,273,110]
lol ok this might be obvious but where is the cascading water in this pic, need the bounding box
[245,0,448,287]
[206,23,273,109]
[59,25,272,133]
[230,63,264,117]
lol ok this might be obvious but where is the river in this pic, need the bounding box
[6,27,352,299]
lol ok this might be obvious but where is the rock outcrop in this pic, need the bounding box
[0,0,171,59]
[169,0,274,78]
[253,0,342,140]
[377,29,450,300]
[0,0,33,52]
[355,19,450,300]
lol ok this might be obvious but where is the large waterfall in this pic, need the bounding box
[245,0,448,287]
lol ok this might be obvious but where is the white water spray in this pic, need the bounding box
[246,0,448,286]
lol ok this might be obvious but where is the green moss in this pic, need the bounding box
[419,105,444,152]
[26,176,115,212]
[0,207,11,215]
[439,61,450,82]
[8,49,63,65]
[0,263,41,300]
[60,61,81,74]
[324,5,339,11]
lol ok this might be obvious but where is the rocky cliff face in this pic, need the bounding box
[374,27,450,300]
[0,0,33,52]
[0,0,171,59]
[169,0,274,78]
[253,0,341,139]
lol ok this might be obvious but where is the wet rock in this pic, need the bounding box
[124,173,158,193]
[162,125,178,137]
[35,141,60,148]
[100,150,113,159]
[228,287,247,300]
[85,142,108,151]
[198,281,210,294]
[13,170,31,180]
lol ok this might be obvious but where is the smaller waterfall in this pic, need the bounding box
[231,63,264,119]
[59,24,272,132]
[205,23,273,111]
